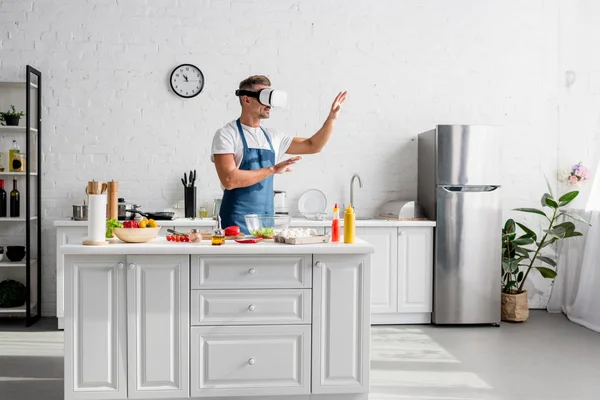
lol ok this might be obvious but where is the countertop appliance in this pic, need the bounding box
[418,125,502,325]
[378,200,426,220]
[274,190,289,215]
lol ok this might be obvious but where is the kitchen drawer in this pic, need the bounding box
[191,325,310,397]
[191,255,312,289]
[191,289,311,325]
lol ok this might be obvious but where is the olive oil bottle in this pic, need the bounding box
[10,177,19,218]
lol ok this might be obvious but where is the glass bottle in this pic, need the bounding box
[8,140,19,173]
[212,216,225,246]
[10,177,19,218]
[0,179,6,217]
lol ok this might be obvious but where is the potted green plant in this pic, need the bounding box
[0,105,25,126]
[501,185,589,322]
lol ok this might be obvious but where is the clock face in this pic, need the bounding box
[170,64,204,98]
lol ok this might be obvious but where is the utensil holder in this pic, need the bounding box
[184,187,196,218]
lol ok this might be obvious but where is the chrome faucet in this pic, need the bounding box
[350,173,363,211]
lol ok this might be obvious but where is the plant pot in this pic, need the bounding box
[2,116,20,126]
[501,290,529,322]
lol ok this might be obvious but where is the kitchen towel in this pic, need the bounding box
[87,194,107,243]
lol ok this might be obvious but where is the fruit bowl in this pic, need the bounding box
[244,214,291,238]
[113,227,161,243]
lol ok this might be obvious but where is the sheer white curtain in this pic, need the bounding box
[547,166,600,332]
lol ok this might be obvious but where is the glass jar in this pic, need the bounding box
[189,228,202,243]
[197,206,208,219]
[0,152,5,172]
[12,153,26,172]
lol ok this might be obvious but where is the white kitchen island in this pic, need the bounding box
[61,237,373,400]
[56,218,435,329]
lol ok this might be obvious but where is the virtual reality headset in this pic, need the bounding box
[235,88,288,108]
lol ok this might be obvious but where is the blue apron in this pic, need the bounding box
[219,119,275,234]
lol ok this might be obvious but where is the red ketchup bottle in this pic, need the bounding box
[331,203,340,242]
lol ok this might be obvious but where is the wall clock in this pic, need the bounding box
[170,64,204,98]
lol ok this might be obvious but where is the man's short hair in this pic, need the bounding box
[239,75,271,91]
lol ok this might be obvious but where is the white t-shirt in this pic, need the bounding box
[211,120,293,167]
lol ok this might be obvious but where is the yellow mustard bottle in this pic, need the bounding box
[344,203,356,244]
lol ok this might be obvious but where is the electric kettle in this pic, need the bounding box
[274,190,288,215]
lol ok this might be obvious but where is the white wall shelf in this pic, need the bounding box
[0,259,36,268]
[0,172,38,176]
[0,126,38,133]
[0,301,37,314]
[0,217,38,222]
[0,81,38,89]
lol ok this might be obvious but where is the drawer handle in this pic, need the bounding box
[128,263,135,270]
[399,231,405,236]
[315,261,324,268]
[248,304,255,311]
[117,262,124,269]
[248,268,256,275]
[248,358,255,365]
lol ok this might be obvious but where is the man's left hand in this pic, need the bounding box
[328,91,347,120]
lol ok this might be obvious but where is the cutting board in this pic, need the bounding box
[200,232,246,241]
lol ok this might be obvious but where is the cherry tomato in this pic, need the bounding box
[166,235,171,241]
[184,237,190,242]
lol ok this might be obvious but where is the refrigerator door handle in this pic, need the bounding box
[442,185,500,193]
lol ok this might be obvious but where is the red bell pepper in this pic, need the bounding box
[224,226,240,237]
[123,220,139,228]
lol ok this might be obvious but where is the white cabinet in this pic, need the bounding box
[127,255,189,399]
[57,226,88,330]
[64,255,189,400]
[356,227,398,315]
[361,226,434,324]
[311,254,370,394]
[190,325,311,397]
[64,256,127,400]
[191,289,311,325]
[191,255,311,289]
[397,227,433,314]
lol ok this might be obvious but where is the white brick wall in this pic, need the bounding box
[0,0,597,315]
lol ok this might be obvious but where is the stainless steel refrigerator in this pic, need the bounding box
[418,125,502,325]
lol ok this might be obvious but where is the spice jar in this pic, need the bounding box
[189,228,202,243]
[12,153,26,172]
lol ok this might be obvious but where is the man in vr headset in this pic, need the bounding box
[211,74,347,233]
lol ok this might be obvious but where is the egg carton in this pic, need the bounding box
[274,234,331,245]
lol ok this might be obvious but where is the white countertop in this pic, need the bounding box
[60,237,374,255]
[54,217,436,228]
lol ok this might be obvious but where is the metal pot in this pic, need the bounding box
[118,198,140,220]
[72,205,88,221]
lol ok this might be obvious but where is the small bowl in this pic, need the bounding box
[244,215,291,238]
[113,227,161,243]
[6,246,26,262]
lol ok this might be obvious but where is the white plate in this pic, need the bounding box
[298,189,327,217]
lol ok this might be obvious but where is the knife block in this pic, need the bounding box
[184,186,196,219]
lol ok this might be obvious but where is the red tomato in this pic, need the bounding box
[166,235,171,241]
[224,226,240,237]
